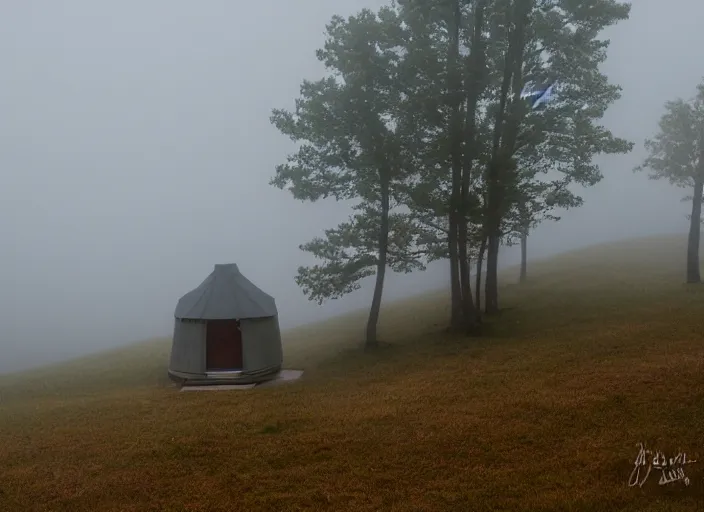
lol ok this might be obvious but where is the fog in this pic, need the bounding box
[0,0,700,374]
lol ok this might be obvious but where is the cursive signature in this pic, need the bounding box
[628,443,697,488]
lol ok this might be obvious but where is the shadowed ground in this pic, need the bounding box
[1,234,703,511]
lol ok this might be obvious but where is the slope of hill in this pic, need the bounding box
[1,234,703,511]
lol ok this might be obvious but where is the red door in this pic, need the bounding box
[205,320,243,370]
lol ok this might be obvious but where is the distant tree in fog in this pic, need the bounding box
[635,81,704,284]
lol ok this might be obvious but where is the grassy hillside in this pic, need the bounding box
[1,234,704,511]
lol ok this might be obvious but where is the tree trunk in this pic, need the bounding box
[449,218,463,328]
[483,5,516,316]
[686,173,703,283]
[519,226,528,284]
[475,235,487,316]
[484,233,500,314]
[457,0,487,333]
[457,228,475,329]
[447,0,466,331]
[365,178,390,348]
[483,0,531,313]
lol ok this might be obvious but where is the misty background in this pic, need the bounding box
[0,0,699,374]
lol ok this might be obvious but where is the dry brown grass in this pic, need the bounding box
[2,234,704,511]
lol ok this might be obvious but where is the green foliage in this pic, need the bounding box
[271,6,429,304]
[504,176,583,246]
[272,0,634,306]
[396,0,633,251]
[460,0,630,256]
[270,8,407,204]
[504,0,634,214]
[634,81,704,189]
[295,202,428,304]
[391,0,482,257]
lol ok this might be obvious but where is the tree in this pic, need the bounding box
[270,8,426,348]
[280,0,634,340]
[459,0,490,327]
[483,0,533,314]
[446,0,469,330]
[479,0,633,312]
[508,176,582,283]
[634,81,704,284]
[393,0,631,319]
[448,0,489,332]
[392,0,488,333]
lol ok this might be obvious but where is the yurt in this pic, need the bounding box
[168,263,283,385]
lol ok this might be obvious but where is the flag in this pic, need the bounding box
[520,82,556,109]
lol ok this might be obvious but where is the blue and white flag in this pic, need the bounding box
[520,82,557,109]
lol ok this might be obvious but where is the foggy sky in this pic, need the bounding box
[0,0,699,373]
